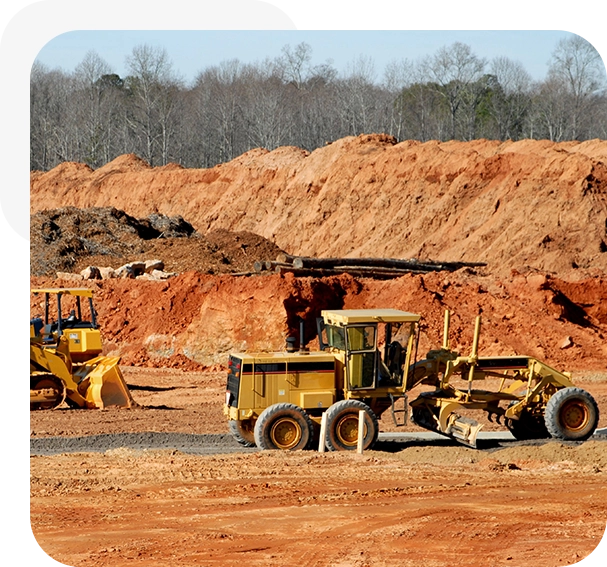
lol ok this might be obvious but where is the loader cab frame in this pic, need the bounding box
[32,288,98,338]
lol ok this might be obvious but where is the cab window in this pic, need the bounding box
[346,325,376,352]
[326,325,346,350]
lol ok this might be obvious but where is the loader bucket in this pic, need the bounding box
[80,356,137,409]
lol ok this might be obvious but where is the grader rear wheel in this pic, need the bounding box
[254,403,314,451]
[229,419,256,447]
[545,387,599,441]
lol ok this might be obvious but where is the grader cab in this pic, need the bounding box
[30,288,136,410]
[224,309,599,451]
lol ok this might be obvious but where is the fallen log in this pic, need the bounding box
[255,261,295,272]
[275,265,431,279]
[275,252,297,264]
[291,256,485,272]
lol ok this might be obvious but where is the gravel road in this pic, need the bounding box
[30,429,607,456]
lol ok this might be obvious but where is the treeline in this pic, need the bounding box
[30,36,607,171]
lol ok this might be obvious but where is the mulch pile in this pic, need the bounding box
[30,206,283,277]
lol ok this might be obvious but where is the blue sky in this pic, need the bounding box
[35,29,581,85]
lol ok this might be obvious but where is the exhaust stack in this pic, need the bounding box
[299,318,309,354]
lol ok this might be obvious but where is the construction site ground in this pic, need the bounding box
[28,137,607,566]
[30,368,607,567]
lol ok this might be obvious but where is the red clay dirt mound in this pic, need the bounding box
[30,136,607,278]
[30,270,607,372]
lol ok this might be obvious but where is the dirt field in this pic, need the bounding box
[30,368,607,567]
[28,137,607,566]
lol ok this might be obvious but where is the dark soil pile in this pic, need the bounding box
[30,207,283,276]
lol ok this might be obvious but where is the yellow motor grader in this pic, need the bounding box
[223,309,599,450]
[30,288,135,410]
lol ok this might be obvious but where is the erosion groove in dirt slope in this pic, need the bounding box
[30,270,607,371]
[30,136,607,277]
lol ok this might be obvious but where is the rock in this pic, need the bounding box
[55,272,83,281]
[560,336,574,349]
[80,266,101,280]
[115,261,146,279]
[152,269,176,280]
[115,264,136,279]
[136,269,177,281]
[129,261,146,276]
[145,259,164,273]
[99,267,116,279]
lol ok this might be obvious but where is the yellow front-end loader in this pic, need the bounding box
[30,288,136,410]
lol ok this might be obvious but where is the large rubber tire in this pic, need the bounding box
[544,387,599,441]
[229,419,256,447]
[506,405,550,441]
[254,403,314,451]
[325,399,379,452]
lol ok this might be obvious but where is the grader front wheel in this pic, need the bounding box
[545,387,599,441]
[325,399,379,451]
[506,406,549,441]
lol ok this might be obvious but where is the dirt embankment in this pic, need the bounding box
[31,136,607,278]
[29,137,607,372]
[30,269,607,372]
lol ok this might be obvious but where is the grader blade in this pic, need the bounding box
[412,401,483,448]
[444,413,483,448]
[78,356,137,409]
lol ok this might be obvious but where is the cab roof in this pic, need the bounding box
[322,308,421,325]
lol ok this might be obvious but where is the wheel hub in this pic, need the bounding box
[560,400,589,431]
[336,415,365,446]
[271,418,302,450]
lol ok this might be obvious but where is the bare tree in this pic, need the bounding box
[72,51,115,167]
[487,57,532,140]
[530,78,570,141]
[193,60,244,164]
[30,63,81,168]
[277,42,313,89]
[547,35,607,138]
[429,42,486,139]
[239,66,291,150]
[276,42,336,91]
[382,58,415,138]
[336,55,380,135]
[124,44,179,165]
